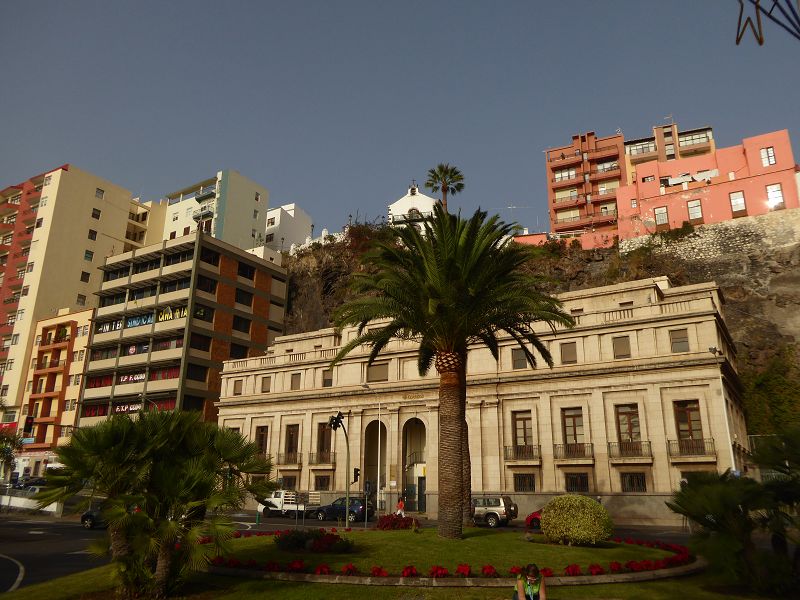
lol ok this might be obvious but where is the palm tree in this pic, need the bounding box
[425,163,464,213]
[39,411,273,599]
[332,204,573,538]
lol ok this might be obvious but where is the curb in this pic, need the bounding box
[209,557,707,587]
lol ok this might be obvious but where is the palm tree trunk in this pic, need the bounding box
[108,524,136,600]
[436,358,463,539]
[460,367,472,527]
[152,542,173,599]
[441,189,448,214]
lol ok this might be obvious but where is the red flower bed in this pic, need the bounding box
[401,565,419,577]
[263,561,281,572]
[371,566,389,577]
[341,563,358,576]
[540,567,554,577]
[429,565,449,578]
[508,565,522,576]
[454,564,471,577]
[376,514,421,530]
[286,559,305,573]
[314,564,331,575]
[588,563,605,576]
[609,561,622,573]
[564,564,582,576]
[481,565,499,578]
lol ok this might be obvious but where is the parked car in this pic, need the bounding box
[13,476,47,490]
[257,490,306,518]
[525,510,542,529]
[472,495,518,528]
[81,507,108,530]
[313,497,374,523]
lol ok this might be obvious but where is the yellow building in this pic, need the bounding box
[217,277,749,525]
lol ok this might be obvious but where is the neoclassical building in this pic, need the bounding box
[217,277,750,525]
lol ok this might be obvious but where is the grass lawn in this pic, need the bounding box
[3,528,774,600]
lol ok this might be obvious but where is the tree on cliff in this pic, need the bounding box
[425,163,464,213]
[332,205,573,539]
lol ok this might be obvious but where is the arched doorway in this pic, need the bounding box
[401,418,427,512]
[363,419,387,509]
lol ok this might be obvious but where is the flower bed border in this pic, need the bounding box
[210,557,706,587]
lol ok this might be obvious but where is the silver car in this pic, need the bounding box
[472,495,518,528]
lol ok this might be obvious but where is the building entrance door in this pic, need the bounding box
[417,476,426,513]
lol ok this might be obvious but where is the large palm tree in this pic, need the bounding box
[332,204,573,539]
[425,163,464,213]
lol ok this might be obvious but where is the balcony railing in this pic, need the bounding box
[195,185,217,201]
[608,440,652,458]
[556,215,581,224]
[553,443,594,459]
[668,438,715,457]
[192,202,215,221]
[590,144,618,154]
[276,452,302,465]
[405,451,425,467]
[35,359,66,369]
[308,451,336,465]
[504,444,541,461]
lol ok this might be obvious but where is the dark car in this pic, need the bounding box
[313,497,374,523]
[81,507,108,529]
[13,476,47,490]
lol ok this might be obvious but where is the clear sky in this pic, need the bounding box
[1,1,798,234]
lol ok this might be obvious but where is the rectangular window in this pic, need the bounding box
[366,362,389,382]
[314,475,331,491]
[183,226,190,235]
[285,424,299,454]
[512,410,533,447]
[265,233,274,243]
[621,472,647,493]
[232,380,243,396]
[612,336,631,359]
[80,271,90,283]
[232,315,251,333]
[730,191,746,214]
[281,475,298,490]
[290,372,301,390]
[10,334,18,345]
[91,208,101,220]
[669,328,690,352]
[267,217,276,226]
[654,206,668,226]
[565,473,589,493]
[235,288,253,306]
[322,368,333,388]
[196,275,217,294]
[199,247,220,266]
[674,400,703,441]
[642,175,655,183]
[35,217,43,229]
[76,294,86,306]
[562,407,584,445]
[84,250,94,261]
[615,404,641,445]
[560,341,577,365]
[317,422,332,454]
[760,146,776,166]
[553,167,577,182]
[255,425,269,455]
[513,473,536,492]
[237,262,256,280]
[253,209,259,219]
[27,262,34,273]
[193,305,214,323]
[766,184,784,209]
[95,188,105,199]
[186,363,208,382]
[261,376,271,393]
[687,199,702,221]
[511,348,528,370]
[230,343,248,359]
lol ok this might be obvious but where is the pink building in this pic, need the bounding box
[616,130,799,241]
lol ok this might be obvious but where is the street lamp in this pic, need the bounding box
[328,411,350,522]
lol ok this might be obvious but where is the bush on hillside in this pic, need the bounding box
[540,494,613,546]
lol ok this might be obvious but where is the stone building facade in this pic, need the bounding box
[217,277,749,525]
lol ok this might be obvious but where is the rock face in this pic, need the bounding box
[283,211,800,433]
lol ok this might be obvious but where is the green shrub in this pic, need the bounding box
[540,494,613,546]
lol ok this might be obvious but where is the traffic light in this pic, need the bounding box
[23,415,34,436]
[353,467,360,483]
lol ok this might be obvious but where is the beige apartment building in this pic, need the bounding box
[217,277,749,525]
[0,165,165,431]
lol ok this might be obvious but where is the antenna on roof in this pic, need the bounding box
[663,114,674,125]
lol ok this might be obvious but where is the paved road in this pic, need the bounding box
[0,516,106,591]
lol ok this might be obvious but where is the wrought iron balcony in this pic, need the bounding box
[308,451,335,465]
[608,440,652,458]
[195,185,217,201]
[276,452,302,465]
[668,438,715,457]
[504,444,541,461]
[192,202,215,221]
[553,442,594,460]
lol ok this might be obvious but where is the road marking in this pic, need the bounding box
[28,530,46,535]
[0,553,24,593]
[68,550,93,555]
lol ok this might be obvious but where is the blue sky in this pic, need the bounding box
[1,1,798,233]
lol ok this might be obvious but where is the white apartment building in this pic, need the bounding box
[217,277,749,525]
[161,170,268,251]
[264,204,313,252]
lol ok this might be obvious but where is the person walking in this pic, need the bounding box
[514,563,546,600]
[396,496,405,517]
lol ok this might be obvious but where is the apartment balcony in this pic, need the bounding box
[30,388,59,400]
[589,166,622,181]
[146,378,179,394]
[553,443,594,464]
[592,209,618,224]
[589,145,619,160]
[33,358,67,374]
[667,438,716,462]
[607,441,653,464]
[194,185,217,202]
[627,148,658,164]
[552,214,586,232]
[192,202,215,221]
[591,188,617,201]
[308,451,336,465]
[85,357,117,372]
[547,149,582,166]
[83,385,113,400]
[40,335,70,350]
[276,452,303,466]
[551,173,582,189]
[503,444,541,463]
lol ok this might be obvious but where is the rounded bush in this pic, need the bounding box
[540,494,613,546]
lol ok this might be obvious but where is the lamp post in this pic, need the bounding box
[328,411,350,523]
